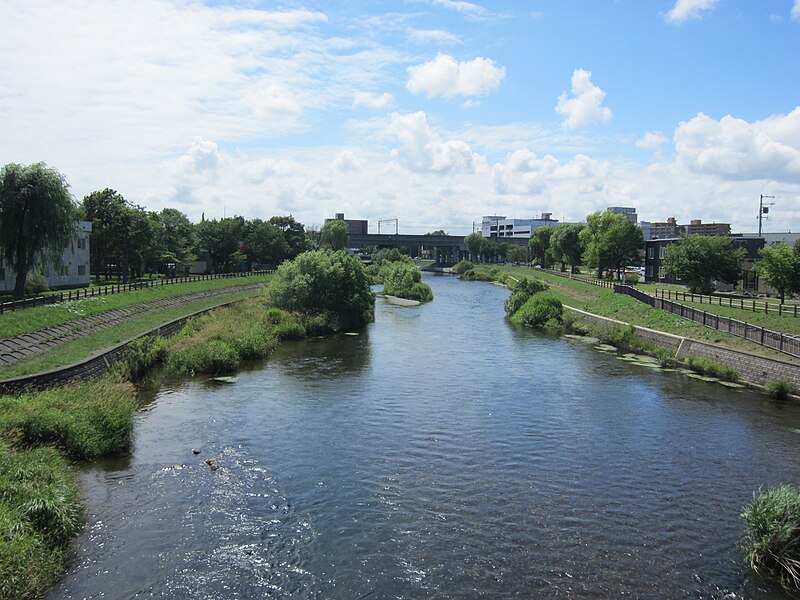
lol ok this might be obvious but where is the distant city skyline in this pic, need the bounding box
[1,0,799,235]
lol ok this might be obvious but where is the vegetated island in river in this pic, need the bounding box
[0,249,375,600]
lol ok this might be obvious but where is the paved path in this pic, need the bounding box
[0,284,262,367]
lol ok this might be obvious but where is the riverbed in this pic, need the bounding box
[49,274,800,598]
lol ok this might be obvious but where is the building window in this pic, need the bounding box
[658,266,665,279]
[647,247,654,259]
[78,265,86,276]
[645,266,652,277]
[659,246,667,259]
[77,237,86,250]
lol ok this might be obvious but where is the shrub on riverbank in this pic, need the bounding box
[381,261,433,302]
[765,380,796,401]
[118,335,168,382]
[0,441,83,600]
[686,356,740,382]
[0,379,137,460]
[742,485,800,590]
[504,277,549,317]
[510,293,563,329]
[452,260,475,275]
[264,250,375,331]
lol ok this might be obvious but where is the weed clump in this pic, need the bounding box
[742,485,800,590]
[765,380,797,401]
[686,356,740,382]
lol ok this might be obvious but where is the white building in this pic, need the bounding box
[481,213,559,238]
[0,221,92,293]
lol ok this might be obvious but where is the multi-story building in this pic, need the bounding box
[0,221,92,293]
[684,219,731,237]
[607,206,637,223]
[481,213,559,238]
[640,217,730,239]
[327,212,368,235]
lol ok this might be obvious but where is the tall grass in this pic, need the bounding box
[0,378,137,460]
[686,356,740,382]
[742,485,800,590]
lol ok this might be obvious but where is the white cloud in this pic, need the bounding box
[664,0,720,24]
[406,53,505,99]
[792,0,800,20]
[555,69,612,129]
[178,137,222,174]
[352,92,395,110]
[389,112,479,173]
[331,151,364,172]
[407,28,462,45]
[636,132,668,149]
[431,0,487,17]
[238,158,302,184]
[674,108,800,182]
[492,149,608,196]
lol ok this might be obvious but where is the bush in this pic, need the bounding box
[264,250,375,331]
[686,356,740,382]
[272,320,306,341]
[624,273,640,284]
[452,260,475,275]
[382,261,433,302]
[655,348,676,368]
[504,277,549,317]
[24,272,49,295]
[119,335,167,382]
[511,293,563,329]
[742,485,800,589]
[167,339,240,375]
[765,380,797,401]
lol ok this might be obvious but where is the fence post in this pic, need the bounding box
[753,300,756,312]
[780,333,784,352]
[761,327,765,344]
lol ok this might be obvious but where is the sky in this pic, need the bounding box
[1,0,799,235]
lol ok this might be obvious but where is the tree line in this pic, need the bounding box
[0,162,318,297]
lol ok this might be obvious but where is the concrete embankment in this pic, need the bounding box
[566,305,800,389]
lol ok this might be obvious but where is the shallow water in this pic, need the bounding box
[50,274,800,599]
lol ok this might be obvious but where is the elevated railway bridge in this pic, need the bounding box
[347,233,527,265]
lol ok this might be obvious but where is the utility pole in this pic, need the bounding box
[758,194,775,236]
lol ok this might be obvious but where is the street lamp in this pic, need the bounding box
[758,194,775,236]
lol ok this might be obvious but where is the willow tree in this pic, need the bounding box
[0,162,77,297]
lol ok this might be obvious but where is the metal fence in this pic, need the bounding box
[614,284,800,359]
[654,288,799,317]
[0,270,272,314]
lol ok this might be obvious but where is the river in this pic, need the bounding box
[49,274,800,599]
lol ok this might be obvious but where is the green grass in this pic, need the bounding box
[742,485,800,590]
[685,356,740,382]
[0,378,138,599]
[0,289,258,380]
[0,274,271,339]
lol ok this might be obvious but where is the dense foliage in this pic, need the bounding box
[0,162,77,297]
[580,211,643,278]
[264,250,375,331]
[504,277,549,317]
[662,235,745,294]
[320,219,349,251]
[381,261,433,302]
[755,242,800,303]
[510,293,564,329]
[742,485,800,590]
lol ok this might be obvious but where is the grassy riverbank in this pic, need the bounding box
[0,378,137,600]
[469,265,800,364]
[0,274,270,339]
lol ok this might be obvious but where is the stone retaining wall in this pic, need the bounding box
[566,306,800,388]
[0,300,242,394]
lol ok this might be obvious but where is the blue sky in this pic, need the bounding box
[1,0,799,234]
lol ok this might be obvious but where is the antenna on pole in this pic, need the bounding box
[758,194,775,236]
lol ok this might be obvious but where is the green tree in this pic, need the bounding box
[507,245,528,264]
[550,223,585,273]
[264,250,375,330]
[754,242,800,303]
[320,219,349,251]
[243,218,288,267]
[464,232,486,262]
[157,208,197,275]
[662,235,746,294]
[0,162,77,297]
[580,212,643,278]
[425,229,447,236]
[381,261,433,302]
[269,215,311,259]
[195,216,246,273]
[529,226,555,268]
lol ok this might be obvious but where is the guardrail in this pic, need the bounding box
[615,284,800,359]
[0,270,272,315]
[654,288,799,317]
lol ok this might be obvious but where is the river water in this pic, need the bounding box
[49,274,800,599]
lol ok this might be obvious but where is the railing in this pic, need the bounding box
[615,284,800,359]
[543,269,616,289]
[0,270,272,314]
[654,288,800,317]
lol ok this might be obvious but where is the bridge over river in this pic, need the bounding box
[347,233,527,265]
